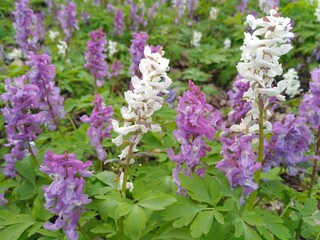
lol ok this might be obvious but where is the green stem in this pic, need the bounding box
[295,127,320,240]
[27,142,40,167]
[67,112,77,130]
[121,142,134,199]
[247,96,264,210]
[118,217,124,239]
[77,222,90,240]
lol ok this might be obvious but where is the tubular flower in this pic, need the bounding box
[191,31,202,48]
[80,94,113,161]
[1,76,44,177]
[40,151,92,240]
[187,0,198,18]
[231,9,294,134]
[129,32,149,77]
[13,0,42,52]
[168,81,223,194]
[228,74,251,125]
[84,29,108,87]
[216,133,260,197]
[237,0,250,14]
[173,0,187,23]
[114,9,125,36]
[58,2,79,41]
[283,68,301,98]
[26,52,65,130]
[112,46,172,160]
[299,68,320,128]
[263,114,314,175]
[129,2,147,31]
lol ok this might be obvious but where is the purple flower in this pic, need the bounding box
[0,194,8,206]
[109,60,124,78]
[40,150,92,240]
[13,0,40,52]
[129,32,148,77]
[58,2,79,41]
[129,2,147,31]
[173,0,186,23]
[113,9,125,36]
[81,11,90,26]
[264,114,314,175]
[148,3,159,19]
[1,76,44,177]
[80,94,113,161]
[237,0,250,14]
[33,12,45,42]
[216,133,260,197]
[168,81,222,194]
[187,0,198,18]
[107,3,115,13]
[228,75,251,124]
[299,68,320,128]
[26,52,65,130]
[167,88,177,107]
[84,29,108,87]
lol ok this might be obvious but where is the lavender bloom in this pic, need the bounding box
[40,151,92,240]
[259,0,280,14]
[237,0,250,14]
[0,194,8,206]
[1,76,44,177]
[299,68,320,128]
[84,29,108,87]
[173,0,186,23]
[80,94,113,161]
[129,3,147,31]
[216,133,260,197]
[109,60,124,78]
[33,12,45,42]
[58,2,79,41]
[187,0,198,18]
[113,9,125,36]
[107,3,115,13]
[26,52,65,130]
[168,81,222,194]
[228,75,251,124]
[81,11,90,26]
[13,0,39,52]
[148,3,159,19]
[129,32,148,77]
[264,114,314,175]
[167,88,177,107]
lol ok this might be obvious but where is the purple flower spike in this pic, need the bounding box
[84,29,108,87]
[114,9,125,36]
[299,68,320,128]
[0,194,8,206]
[1,76,44,177]
[216,133,260,197]
[264,114,314,175]
[109,60,124,78]
[129,2,147,31]
[237,0,250,14]
[40,150,92,240]
[13,0,41,52]
[129,32,148,77]
[168,81,222,194]
[228,75,251,124]
[58,2,79,41]
[80,94,113,161]
[187,0,198,18]
[26,52,65,130]
[148,3,159,19]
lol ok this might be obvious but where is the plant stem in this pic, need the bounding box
[295,127,320,240]
[67,112,77,130]
[121,141,134,199]
[27,142,40,167]
[247,96,264,210]
[77,222,90,240]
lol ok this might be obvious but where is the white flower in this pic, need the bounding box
[259,0,279,14]
[112,46,172,159]
[223,38,231,49]
[283,68,301,98]
[107,40,118,57]
[191,31,202,48]
[118,172,134,192]
[209,7,219,20]
[57,40,68,57]
[232,9,293,133]
[7,49,23,59]
[315,0,320,22]
[49,30,60,41]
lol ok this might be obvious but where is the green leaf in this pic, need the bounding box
[90,223,116,235]
[302,198,317,216]
[180,173,212,205]
[209,180,223,206]
[242,211,265,227]
[213,210,225,225]
[96,171,118,189]
[266,223,290,240]
[190,211,214,238]
[138,192,176,210]
[182,68,211,82]
[125,205,147,240]
[0,222,35,240]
